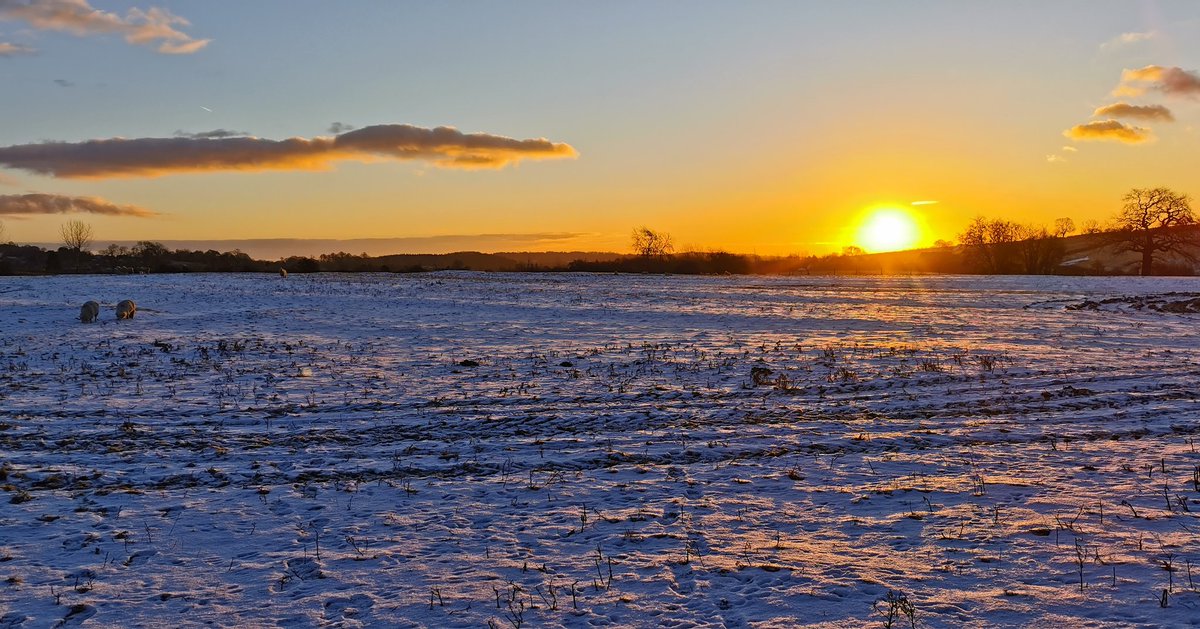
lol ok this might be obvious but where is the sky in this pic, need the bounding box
[1,0,1199,257]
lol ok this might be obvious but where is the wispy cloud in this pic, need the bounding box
[1092,102,1174,122]
[172,129,249,140]
[0,124,579,178]
[0,193,156,216]
[909,200,937,206]
[1115,65,1200,97]
[0,41,34,55]
[1046,154,1067,164]
[1101,31,1157,50]
[328,122,356,134]
[1063,120,1153,143]
[1061,146,1077,152]
[0,0,209,54]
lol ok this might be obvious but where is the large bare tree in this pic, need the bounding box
[60,220,94,253]
[1110,188,1196,276]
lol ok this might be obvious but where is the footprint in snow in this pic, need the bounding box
[324,593,374,620]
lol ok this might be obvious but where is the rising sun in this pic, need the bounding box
[855,208,921,252]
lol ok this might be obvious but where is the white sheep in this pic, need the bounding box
[280,268,288,278]
[116,299,137,320]
[79,300,99,323]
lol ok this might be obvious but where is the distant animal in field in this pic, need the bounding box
[79,300,99,323]
[115,299,137,320]
[280,268,288,278]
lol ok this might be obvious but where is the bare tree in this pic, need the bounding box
[60,220,94,253]
[631,227,674,258]
[1015,224,1065,274]
[1110,187,1196,276]
[959,217,1021,273]
[1080,219,1104,235]
[1053,217,1075,238]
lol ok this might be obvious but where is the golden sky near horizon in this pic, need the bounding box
[0,2,1198,255]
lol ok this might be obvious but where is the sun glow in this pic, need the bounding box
[855,208,921,252]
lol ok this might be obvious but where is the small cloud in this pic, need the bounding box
[1115,65,1200,97]
[0,123,578,178]
[53,78,74,87]
[1063,119,1154,144]
[1101,31,1157,50]
[1093,102,1174,122]
[173,129,250,140]
[0,41,34,56]
[0,0,209,55]
[1046,154,1067,164]
[1061,146,1078,152]
[0,193,157,217]
[328,122,356,134]
[909,200,938,206]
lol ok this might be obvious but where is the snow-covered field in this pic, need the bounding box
[2,272,1200,628]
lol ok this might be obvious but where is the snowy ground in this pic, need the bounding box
[2,272,1200,628]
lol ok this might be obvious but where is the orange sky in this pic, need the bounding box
[1,2,1198,255]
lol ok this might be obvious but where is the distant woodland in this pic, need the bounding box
[2,189,1197,277]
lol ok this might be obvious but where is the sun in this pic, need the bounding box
[855,208,921,252]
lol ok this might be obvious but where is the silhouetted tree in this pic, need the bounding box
[60,220,93,253]
[1014,225,1065,274]
[1053,217,1075,238]
[1110,187,1197,276]
[959,217,1021,273]
[841,245,865,257]
[631,227,674,258]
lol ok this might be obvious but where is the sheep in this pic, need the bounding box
[79,300,100,323]
[279,268,288,278]
[115,299,137,320]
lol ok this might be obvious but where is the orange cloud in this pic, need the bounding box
[1063,120,1153,144]
[0,124,578,178]
[1115,65,1200,97]
[1092,102,1174,122]
[0,41,33,55]
[0,0,208,54]
[0,193,156,217]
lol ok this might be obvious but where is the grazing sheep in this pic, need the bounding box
[115,299,137,320]
[280,268,288,278]
[79,300,99,323]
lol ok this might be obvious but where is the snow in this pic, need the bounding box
[1,272,1200,627]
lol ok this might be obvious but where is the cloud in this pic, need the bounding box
[0,0,209,54]
[1061,146,1077,152]
[328,122,356,134]
[1092,102,1174,122]
[1101,31,1156,50]
[0,41,34,55]
[0,193,156,216]
[1063,119,1153,143]
[0,123,579,178]
[1046,154,1067,164]
[1115,65,1200,97]
[173,129,249,140]
[53,78,73,87]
